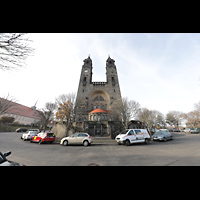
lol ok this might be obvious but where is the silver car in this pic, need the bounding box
[152,130,173,142]
[60,133,93,146]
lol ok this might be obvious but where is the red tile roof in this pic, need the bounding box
[90,108,110,114]
[0,98,41,120]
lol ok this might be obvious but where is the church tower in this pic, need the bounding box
[74,56,122,137]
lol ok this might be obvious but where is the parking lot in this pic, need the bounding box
[1,131,200,166]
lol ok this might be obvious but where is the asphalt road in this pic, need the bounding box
[1,131,200,166]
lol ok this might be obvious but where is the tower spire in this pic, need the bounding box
[31,99,38,110]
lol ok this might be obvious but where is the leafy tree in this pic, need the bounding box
[56,100,72,122]
[55,93,76,135]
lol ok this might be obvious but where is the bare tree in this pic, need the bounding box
[194,101,200,112]
[155,112,166,128]
[183,110,200,129]
[0,33,34,71]
[137,108,154,135]
[37,102,57,131]
[0,94,17,116]
[166,111,183,128]
[120,97,141,129]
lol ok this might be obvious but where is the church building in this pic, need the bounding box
[74,56,123,137]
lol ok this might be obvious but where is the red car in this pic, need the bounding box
[30,132,55,144]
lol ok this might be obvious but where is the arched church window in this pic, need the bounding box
[94,94,104,101]
[98,115,101,121]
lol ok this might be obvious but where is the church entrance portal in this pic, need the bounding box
[88,122,108,136]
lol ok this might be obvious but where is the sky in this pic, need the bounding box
[1,33,200,116]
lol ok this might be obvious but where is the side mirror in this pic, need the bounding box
[4,151,11,157]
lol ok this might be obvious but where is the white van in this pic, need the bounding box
[115,129,151,146]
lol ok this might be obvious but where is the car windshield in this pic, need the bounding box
[72,133,79,137]
[120,130,129,135]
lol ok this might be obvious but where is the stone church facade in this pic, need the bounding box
[74,56,123,137]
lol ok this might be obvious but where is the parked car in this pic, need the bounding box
[16,128,27,132]
[60,133,93,147]
[0,151,23,166]
[115,129,151,146]
[28,129,40,132]
[152,130,173,141]
[168,128,180,132]
[184,128,199,133]
[30,132,55,144]
[21,130,38,141]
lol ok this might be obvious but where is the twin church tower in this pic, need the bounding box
[74,56,123,136]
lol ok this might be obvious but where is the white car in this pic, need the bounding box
[184,128,198,133]
[21,130,38,141]
[60,133,93,146]
[115,129,151,146]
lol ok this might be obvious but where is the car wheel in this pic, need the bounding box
[83,140,89,146]
[164,137,167,142]
[30,138,33,143]
[39,139,42,144]
[63,140,68,146]
[145,138,149,144]
[125,139,130,146]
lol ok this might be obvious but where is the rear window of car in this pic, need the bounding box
[29,131,37,134]
[47,133,55,137]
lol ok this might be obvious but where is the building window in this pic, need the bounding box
[83,77,87,86]
[98,115,101,121]
[94,115,96,120]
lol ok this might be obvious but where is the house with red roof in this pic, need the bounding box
[0,98,41,125]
